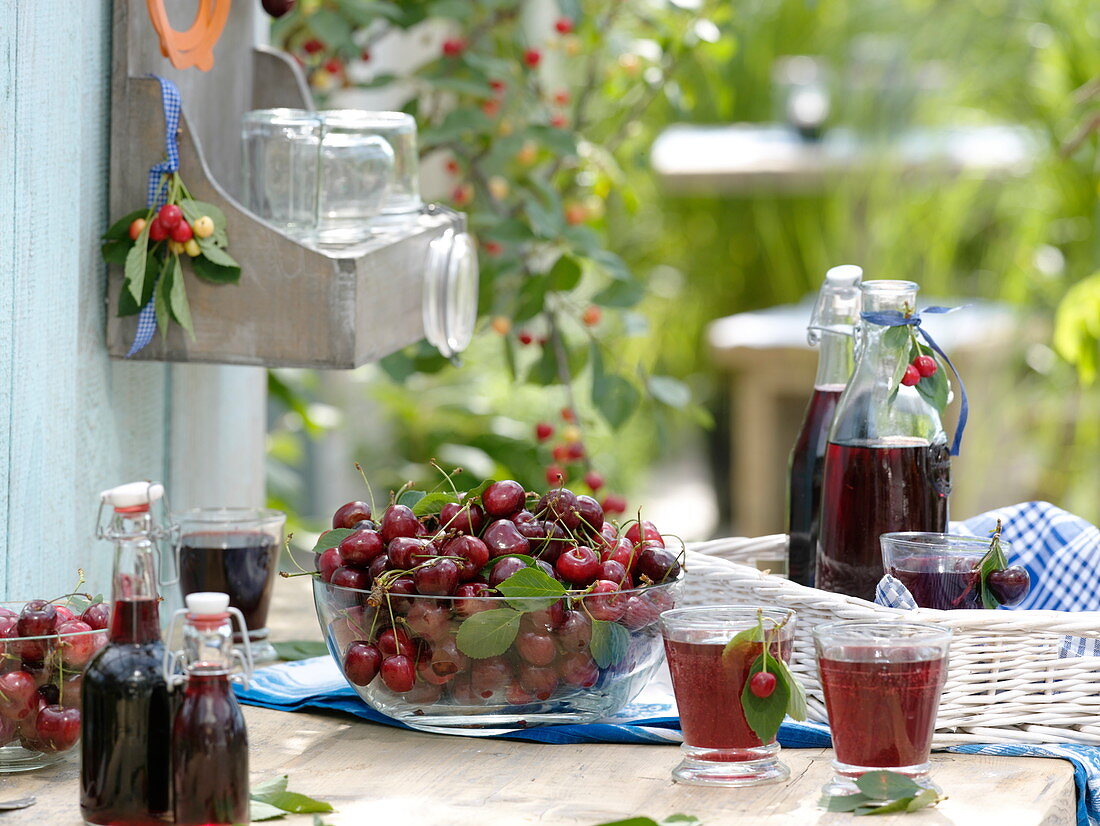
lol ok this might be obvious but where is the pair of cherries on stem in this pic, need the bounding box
[901,355,938,387]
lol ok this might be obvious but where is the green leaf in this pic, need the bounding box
[251,791,333,815]
[820,793,875,813]
[524,196,564,239]
[514,276,550,324]
[312,528,354,553]
[118,254,160,316]
[647,376,691,408]
[549,255,582,291]
[979,528,1011,609]
[485,219,535,244]
[589,618,629,668]
[592,819,659,826]
[154,255,173,339]
[412,492,456,517]
[251,776,290,797]
[272,640,329,661]
[740,649,791,745]
[855,771,922,801]
[190,253,241,284]
[526,124,578,157]
[307,8,354,49]
[905,787,941,812]
[592,373,639,429]
[250,800,288,821]
[721,620,765,660]
[495,567,566,611]
[197,237,239,268]
[397,489,426,508]
[854,797,915,816]
[914,359,949,413]
[782,657,808,721]
[593,277,644,308]
[102,239,133,264]
[661,818,701,825]
[464,479,495,502]
[455,607,522,658]
[124,221,151,304]
[167,255,194,339]
[103,209,149,241]
[527,343,559,386]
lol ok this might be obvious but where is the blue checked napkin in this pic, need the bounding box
[236,655,1099,825]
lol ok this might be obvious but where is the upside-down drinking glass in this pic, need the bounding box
[814,621,951,796]
[660,606,797,787]
[241,109,322,238]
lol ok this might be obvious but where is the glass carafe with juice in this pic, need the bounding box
[165,592,252,826]
[815,281,951,600]
[787,264,862,586]
[82,481,179,824]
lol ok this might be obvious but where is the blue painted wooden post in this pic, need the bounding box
[0,0,171,598]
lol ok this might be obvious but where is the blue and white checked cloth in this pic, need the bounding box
[126,75,182,358]
[237,654,1100,825]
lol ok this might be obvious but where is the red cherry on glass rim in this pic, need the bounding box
[901,364,921,387]
[749,671,777,699]
[914,355,938,378]
[330,566,370,591]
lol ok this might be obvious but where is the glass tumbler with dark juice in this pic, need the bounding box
[814,621,951,798]
[174,508,286,663]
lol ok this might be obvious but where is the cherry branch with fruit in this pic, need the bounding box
[101,171,240,341]
[266,0,707,493]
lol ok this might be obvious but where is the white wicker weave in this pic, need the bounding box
[683,535,1100,746]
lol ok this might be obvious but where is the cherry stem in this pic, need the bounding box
[354,462,377,516]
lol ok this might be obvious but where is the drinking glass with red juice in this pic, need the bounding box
[660,606,796,787]
[814,621,951,797]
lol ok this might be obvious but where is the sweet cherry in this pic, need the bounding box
[414,558,460,596]
[406,601,450,641]
[601,494,627,515]
[148,217,168,242]
[901,364,922,387]
[0,672,37,720]
[378,628,416,660]
[324,57,342,74]
[558,652,598,687]
[625,520,662,547]
[192,215,215,238]
[330,566,371,591]
[317,548,343,582]
[523,49,541,68]
[387,536,431,570]
[57,621,96,668]
[170,221,193,243]
[987,566,1031,606]
[380,505,420,543]
[442,38,466,57]
[18,600,57,638]
[556,610,592,653]
[482,520,531,557]
[535,422,554,442]
[914,355,938,378]
[35,705,80,752]
[440,501,485,535]
[380,655,416,693]
[518,664,558,700]
[80,603,111,631]
[157,203,182,230]
[554,17,574,34]
[344,642,382,686]
[338,529,385,567]
[332,500,371,529]
[444,535,489,581]
[749,671,777,699]
[538,488,580,530]
[303,38,324,54]
[575,495,604,533]
[583,471,604,491]
[515,631,557,667]
[636,545,681,583]
[556,546,601,586]
[488,556,528,588]
[482,480,526,517]
[128,218,147,240]
[585,580,626,622]
[517,330,534,345]
[453,583,493,617]
[471,656,512,700]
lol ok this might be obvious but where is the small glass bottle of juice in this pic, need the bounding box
[167,591,252,826]
[787,264,862,587]
[815,280,951,600]
[81,482,177,824]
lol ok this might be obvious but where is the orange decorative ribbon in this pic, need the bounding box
[146,0,231,72]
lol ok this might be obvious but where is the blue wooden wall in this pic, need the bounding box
[0,0,170,598]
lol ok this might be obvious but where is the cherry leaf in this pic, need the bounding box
[455,608,522,659]
[739,648,790,745]
[590,619,629,668]
[495,567,566,611]
[411,492,456,517]
[312,529,354,553]
[855,770,921,800]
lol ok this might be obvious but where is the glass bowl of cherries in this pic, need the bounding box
[0,595,110,771]
[312,480,684,731]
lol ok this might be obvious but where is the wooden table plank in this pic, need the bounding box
[0,574,1077,825]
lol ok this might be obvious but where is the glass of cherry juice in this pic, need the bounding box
[174,508,286,663]
[881,532,1015,610]
[814,621,951,796]
[660,606,796,787]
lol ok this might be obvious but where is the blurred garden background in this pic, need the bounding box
[263,0,1100,544]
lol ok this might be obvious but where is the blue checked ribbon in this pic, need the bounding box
[860,306,969,456]
[126,75,183,358]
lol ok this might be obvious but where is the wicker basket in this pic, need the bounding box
[683,535,1100,746]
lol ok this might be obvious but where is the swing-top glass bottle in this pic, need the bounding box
[815,280,951,600]
[81,482,178,825]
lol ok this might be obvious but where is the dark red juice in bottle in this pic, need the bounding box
[81,598,172,824]
[816,441,949,601]
[180,531,278,636]
[788,387,843,586]
[173,672,249,826]
[819,654,946,768]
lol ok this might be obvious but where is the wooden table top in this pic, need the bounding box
[0,575,1076,825]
